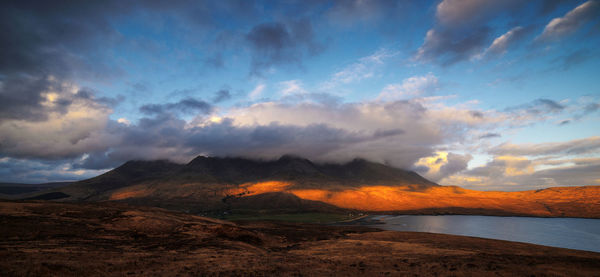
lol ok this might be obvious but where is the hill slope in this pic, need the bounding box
[0,182,72,198]
[39,155,436,213]
[24,155,600,218]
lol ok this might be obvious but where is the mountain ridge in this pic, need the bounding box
[12,155,600,218]
[20,155,437,213]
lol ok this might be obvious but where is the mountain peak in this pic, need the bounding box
[277,154,310,162]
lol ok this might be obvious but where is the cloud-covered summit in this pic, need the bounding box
[0,0,598,190]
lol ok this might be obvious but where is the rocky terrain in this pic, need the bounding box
[1,201,599,276]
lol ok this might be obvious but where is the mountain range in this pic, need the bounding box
[9,155,600,218]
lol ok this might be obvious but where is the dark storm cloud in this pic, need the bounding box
[185,121,365,158]
[0,76,118,122]
[0,0,271,123]
[140,98,213,116]
[245,19,323,75]
[0,0,328,124]
[73,116,401,170]
[66,98,444,171]
[212,89,231,103]
[0,76,52,121]
[0,1,134,123]
[0,1,125,77]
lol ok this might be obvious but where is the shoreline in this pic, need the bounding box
[341,214,600,253]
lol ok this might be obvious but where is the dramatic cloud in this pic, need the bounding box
[414,151,472,182]
[0,0,321,122]
[0,1,123,78]
[441,136,600,190]
[537,0,600,42]
[0,1,127,124]
[0,75,56,121]
[221,98,498,168]
[415,0,529,65]
[0,1,597,190]
[40,93,582,174]
[415,0,594,64]
[0,85,115,160]
[446,155,600,191]
[30,95,495,173]
[245,19,323,75]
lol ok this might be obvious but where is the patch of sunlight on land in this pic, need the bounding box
[288,185,600,217]
[109,185,155,200]
[226,181,293,196]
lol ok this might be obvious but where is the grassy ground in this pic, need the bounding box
[4,201,600,276]
[222,212,359,223]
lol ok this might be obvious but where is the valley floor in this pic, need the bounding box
[1,201,599,276]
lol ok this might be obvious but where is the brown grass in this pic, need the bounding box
[1,201,599,276]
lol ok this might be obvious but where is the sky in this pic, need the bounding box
[0,0,599,191]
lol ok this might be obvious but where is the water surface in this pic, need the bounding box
[371,215,600,253]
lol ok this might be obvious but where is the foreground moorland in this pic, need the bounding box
[1,201,599,276]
